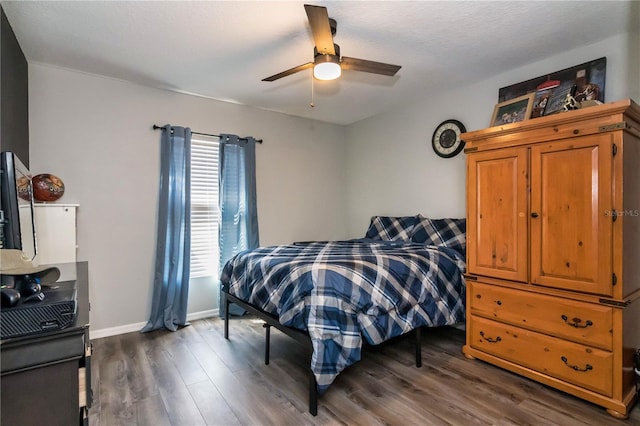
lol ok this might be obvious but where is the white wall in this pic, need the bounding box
[344,32,639,238]
[28,63,346,336]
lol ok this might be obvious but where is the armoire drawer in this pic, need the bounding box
[469,315,613,397]
[469,281,613,351]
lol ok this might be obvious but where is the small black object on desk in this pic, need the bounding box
[0,288,20,307]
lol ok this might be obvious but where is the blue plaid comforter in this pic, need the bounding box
[221,239,466,392]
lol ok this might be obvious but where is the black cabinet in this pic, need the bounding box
[1,262,91,426]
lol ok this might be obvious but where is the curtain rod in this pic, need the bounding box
[152,125,263,144]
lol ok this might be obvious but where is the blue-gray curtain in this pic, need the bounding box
[219,134,259,316]
[142,125,192,332]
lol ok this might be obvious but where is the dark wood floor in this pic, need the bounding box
[89,316,640,425]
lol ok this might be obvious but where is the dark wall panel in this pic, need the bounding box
[1,5,29,166]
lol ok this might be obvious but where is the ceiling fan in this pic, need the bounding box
[262,4,401,82]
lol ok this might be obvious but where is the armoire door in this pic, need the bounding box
[530,134,613,296]
[467,147,528,282]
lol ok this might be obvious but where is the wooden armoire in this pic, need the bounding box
[462,99,640,419]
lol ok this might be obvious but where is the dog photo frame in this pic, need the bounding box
[490,93,535,127]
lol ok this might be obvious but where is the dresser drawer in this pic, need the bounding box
[469,316,613,397]
[469,281,613,350]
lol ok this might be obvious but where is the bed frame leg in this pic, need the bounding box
[224,294,230,340]
[415,327,422,368]
[309,369,318,416]
[263,323,271,365]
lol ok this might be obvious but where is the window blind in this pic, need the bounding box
[190,137,220,278]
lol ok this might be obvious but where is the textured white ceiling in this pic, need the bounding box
[3,1,638,125]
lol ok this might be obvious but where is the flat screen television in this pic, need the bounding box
[1,151,37,260]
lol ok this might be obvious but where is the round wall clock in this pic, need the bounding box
[432,119,466,158]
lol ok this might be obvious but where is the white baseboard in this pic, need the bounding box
[89,308,219,340]
[90,321,147,340]
[187,308,219,321]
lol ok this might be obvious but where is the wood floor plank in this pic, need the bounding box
[97,335,136,425]
[160,326,211,386]
[366,348,501,423]
[187,380,241,426]
[118,332,160,402]
[319,387,387,426]
[189,319,280,425]
[347,383,450,426]
[194,317,261,372]
[378,371,494,425]
[248,351,312,414]
[90,316,640,425]
[234,365,321,425]
[142,330,207,425]
[518,387,634,426]
[133,394,172,426]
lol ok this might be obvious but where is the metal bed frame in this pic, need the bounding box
[223,290,423,416]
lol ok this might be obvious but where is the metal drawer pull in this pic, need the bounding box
[561,315,593,328]
[479,331,502,343]
[561,356,593,372]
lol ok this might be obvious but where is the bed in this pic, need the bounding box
[221,215,466,415]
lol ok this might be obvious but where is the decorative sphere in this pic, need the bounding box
[16,176,32,201]
[32,174,65,202]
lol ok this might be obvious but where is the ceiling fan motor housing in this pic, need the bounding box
[314,44,340,60]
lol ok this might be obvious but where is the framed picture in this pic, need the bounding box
[490,93,535,127]
[531,87,554,118]
[498,57,606,117]
[540,81,576,116]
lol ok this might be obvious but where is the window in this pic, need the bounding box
[190,136,220,278]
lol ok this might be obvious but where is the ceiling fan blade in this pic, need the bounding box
[341,57,401,76]
[262,62,314,82]
[304,4,335,55]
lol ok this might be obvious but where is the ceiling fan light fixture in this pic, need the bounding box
[313,54,341,80]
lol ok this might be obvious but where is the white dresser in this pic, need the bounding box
[34,204,79,266]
